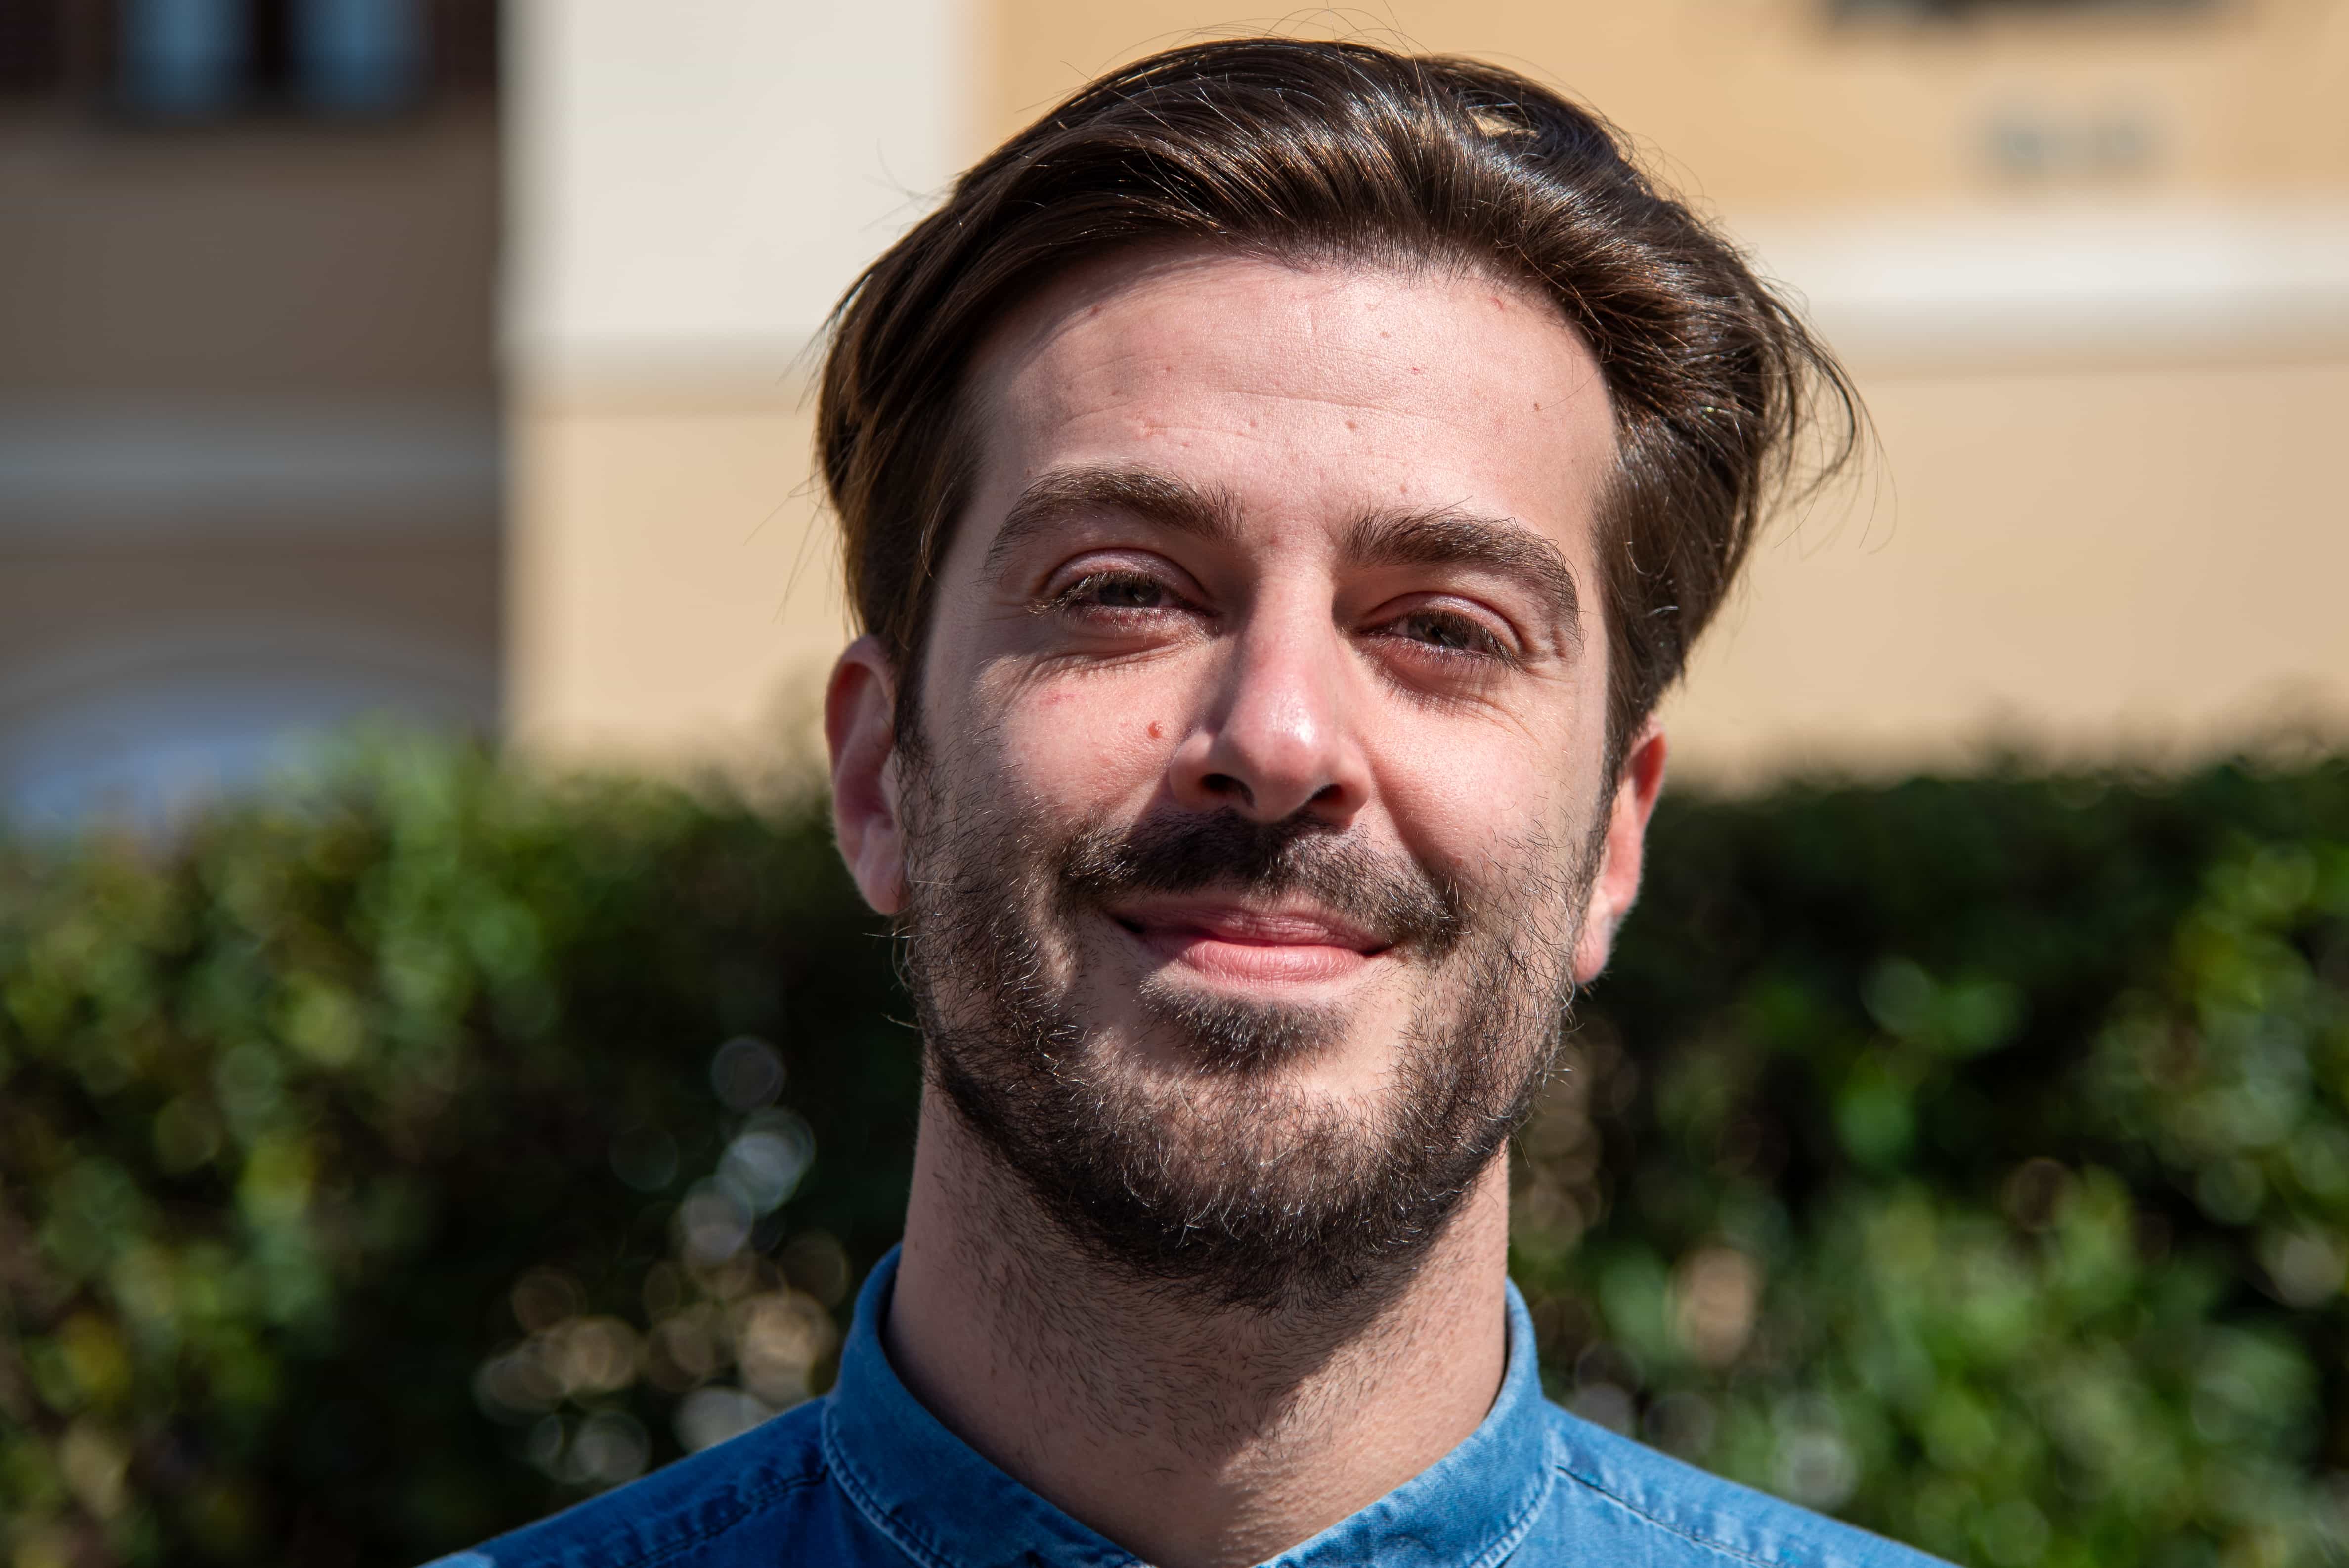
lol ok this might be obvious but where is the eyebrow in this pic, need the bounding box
[1346,507,1584,647]
[982,465,1239,579]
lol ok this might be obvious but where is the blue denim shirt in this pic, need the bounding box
[432,1248,1945,1568]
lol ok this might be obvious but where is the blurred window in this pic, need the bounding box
[117,0,249,116]
[292,0,424,113]
[0,0,491,117]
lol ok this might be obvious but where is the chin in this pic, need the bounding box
[1116,971,1361,1077]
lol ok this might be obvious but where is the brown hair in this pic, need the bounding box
[818,37,1856,773]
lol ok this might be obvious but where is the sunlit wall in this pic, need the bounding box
[11,2,2340,814]
[502,0,2349,786]
[0,0,502,828]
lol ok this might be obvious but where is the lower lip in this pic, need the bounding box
[1126,924,1378,985]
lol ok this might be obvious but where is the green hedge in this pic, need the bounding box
[3,744,2346,1567]
[1518,764,2349,1568]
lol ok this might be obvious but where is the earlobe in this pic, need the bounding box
[1571,721,1669,986]
[826,635,909,915]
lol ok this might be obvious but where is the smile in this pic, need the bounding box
[1102,897,1392,986]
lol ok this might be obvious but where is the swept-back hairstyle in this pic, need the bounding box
[819,37,1856,771]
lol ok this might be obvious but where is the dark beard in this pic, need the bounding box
[898,763,1595,1313]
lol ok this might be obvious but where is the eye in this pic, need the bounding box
[1383,608,1508,659]
[1072,572,1168,610]
[1044,567,1197,624]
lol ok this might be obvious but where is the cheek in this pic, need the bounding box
[986,676,1177,814]
[1372,723,1594,887]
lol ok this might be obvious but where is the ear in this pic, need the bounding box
[826,635,908,915]
[1570,718,1668,986]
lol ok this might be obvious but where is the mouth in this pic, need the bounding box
[1101,896,1392,986]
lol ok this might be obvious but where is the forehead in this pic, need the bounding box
[957,244,1617,559]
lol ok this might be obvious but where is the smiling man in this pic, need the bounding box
[442,37,1944,1568]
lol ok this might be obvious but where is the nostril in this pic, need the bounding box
[1200,772,1254,806]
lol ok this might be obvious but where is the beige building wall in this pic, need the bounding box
[989,1,2349,205]
[505,0,2349,784]
[508,393,844,764]
[0,101,502,820]
[1670,358,2349,778]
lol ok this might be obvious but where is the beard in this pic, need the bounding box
[897,744,1600,1314]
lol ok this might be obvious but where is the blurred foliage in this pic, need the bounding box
[1515,758,2349,1568]
[2,744,2348,1567]
[0,745,917,1567]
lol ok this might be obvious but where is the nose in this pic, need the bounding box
[1168,609,1370,826]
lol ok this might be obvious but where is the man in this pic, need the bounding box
[442,37,1939,1568]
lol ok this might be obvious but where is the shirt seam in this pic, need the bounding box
[1459,1466,1553,1568]
[544,1470,826,1568]
[823,1419,971,1568]
[1551,1460,1788,1568]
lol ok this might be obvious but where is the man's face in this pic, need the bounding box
[829,246,1661,1307]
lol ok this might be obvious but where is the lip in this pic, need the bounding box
[1102,897,1390,986]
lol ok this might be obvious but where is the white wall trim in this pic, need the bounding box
[1733,197,2349,373]
[0,398,500,542]
[506,194,2349,394]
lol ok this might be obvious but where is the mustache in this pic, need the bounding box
[1057,810,1467,955]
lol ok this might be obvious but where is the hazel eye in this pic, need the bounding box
[1390,610,1504,657]
[1062,571,1170,610]
[1090,575,1165,609]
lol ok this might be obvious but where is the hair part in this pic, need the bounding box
[818,37,1859,776]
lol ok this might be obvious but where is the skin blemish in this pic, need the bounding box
[1147,720,1163,739]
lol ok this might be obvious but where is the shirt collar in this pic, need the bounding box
[822,1247,1556,1568]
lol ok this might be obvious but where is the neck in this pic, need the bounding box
[885,1085,1512,1568]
